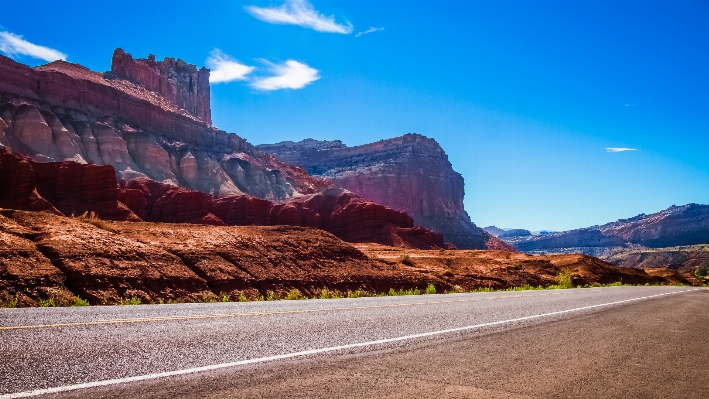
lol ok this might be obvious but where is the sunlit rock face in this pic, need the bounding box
[0,52,331,200]
[257,134,496,249]
[110,48,212,126]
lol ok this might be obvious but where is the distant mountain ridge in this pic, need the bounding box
[504,204,709,254]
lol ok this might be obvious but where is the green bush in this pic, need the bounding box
[120,297,141,305]
[39,297,57,307]
[425,284,436,295]
[286,289,303,300]
[557,272,574,289]
[72,297,90,307]
[237,293,249,302]
[0,294,19,308]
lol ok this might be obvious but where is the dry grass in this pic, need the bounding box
[76,211,117,232]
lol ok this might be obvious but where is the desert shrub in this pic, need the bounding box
[695,268,707,279]
[1,293,19,308]
[557,272,574,289]
[266,291,277,301]
[39,297,56,307]
[219,292,231,302]
[401,255,415,266]
[425,284,436,295]
[72,297,90,307]
[120,297,141,305]
[318,288,344,299]
[445,285,462,294]
[471,287,495,293]
[286,289,303,300]
[76,211,117,232]
[237,293,249,302]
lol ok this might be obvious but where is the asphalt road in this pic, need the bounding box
[0,286,706,398]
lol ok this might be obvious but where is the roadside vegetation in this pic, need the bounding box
[0,278,691,308]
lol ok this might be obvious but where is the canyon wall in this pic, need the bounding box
[0,53,330,200]
[257,135,497,249]
[0,147,448,249]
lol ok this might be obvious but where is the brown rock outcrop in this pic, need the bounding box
[1,209,689,307]
[257,135,495,249]
[0,209,441,305]
[118,179,223,225]
[0,213,67,307]
[0,53,331,200]
[0,147,138,221]
[0,147,60,214]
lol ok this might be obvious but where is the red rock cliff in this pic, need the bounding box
[0,147,447,249]
[0,53,331,199]
[257,135,493,249]
[110,49,211,126]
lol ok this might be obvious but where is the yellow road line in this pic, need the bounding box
[0,293,544,331]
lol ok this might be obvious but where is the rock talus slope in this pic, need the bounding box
[257,135,501,250]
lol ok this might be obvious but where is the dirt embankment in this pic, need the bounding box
[0,209,692,307]
[355,244,692,290]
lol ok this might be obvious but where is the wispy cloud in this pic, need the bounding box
[356,27,384,38]
[623,103,636,107]
[606,148,639,152]
[206,49,254,84]
[0,31,66,62]
[245,0,353,34]
[251,60,320,90]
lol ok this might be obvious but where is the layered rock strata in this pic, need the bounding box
[110,49,211,125]
[506,204,709,254]
[0,148,448,249]
[0,209,444,306]
[257,135,496,249]
[1,209,687,307]
[0,53,330,200]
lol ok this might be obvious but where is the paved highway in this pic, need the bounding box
[0,286,706,398]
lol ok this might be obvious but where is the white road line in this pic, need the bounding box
[1,289,699,398]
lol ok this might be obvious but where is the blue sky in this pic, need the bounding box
[1,0,707,231]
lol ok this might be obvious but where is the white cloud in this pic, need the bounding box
[251,60,320,90]
[356,27,384,38]
[206,49,254,84]
[606,148,638,152]
[245,0,353,34]
[623,103,637,107]
[0,31,66,62]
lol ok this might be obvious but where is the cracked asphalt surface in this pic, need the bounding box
[1,286,706,398]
